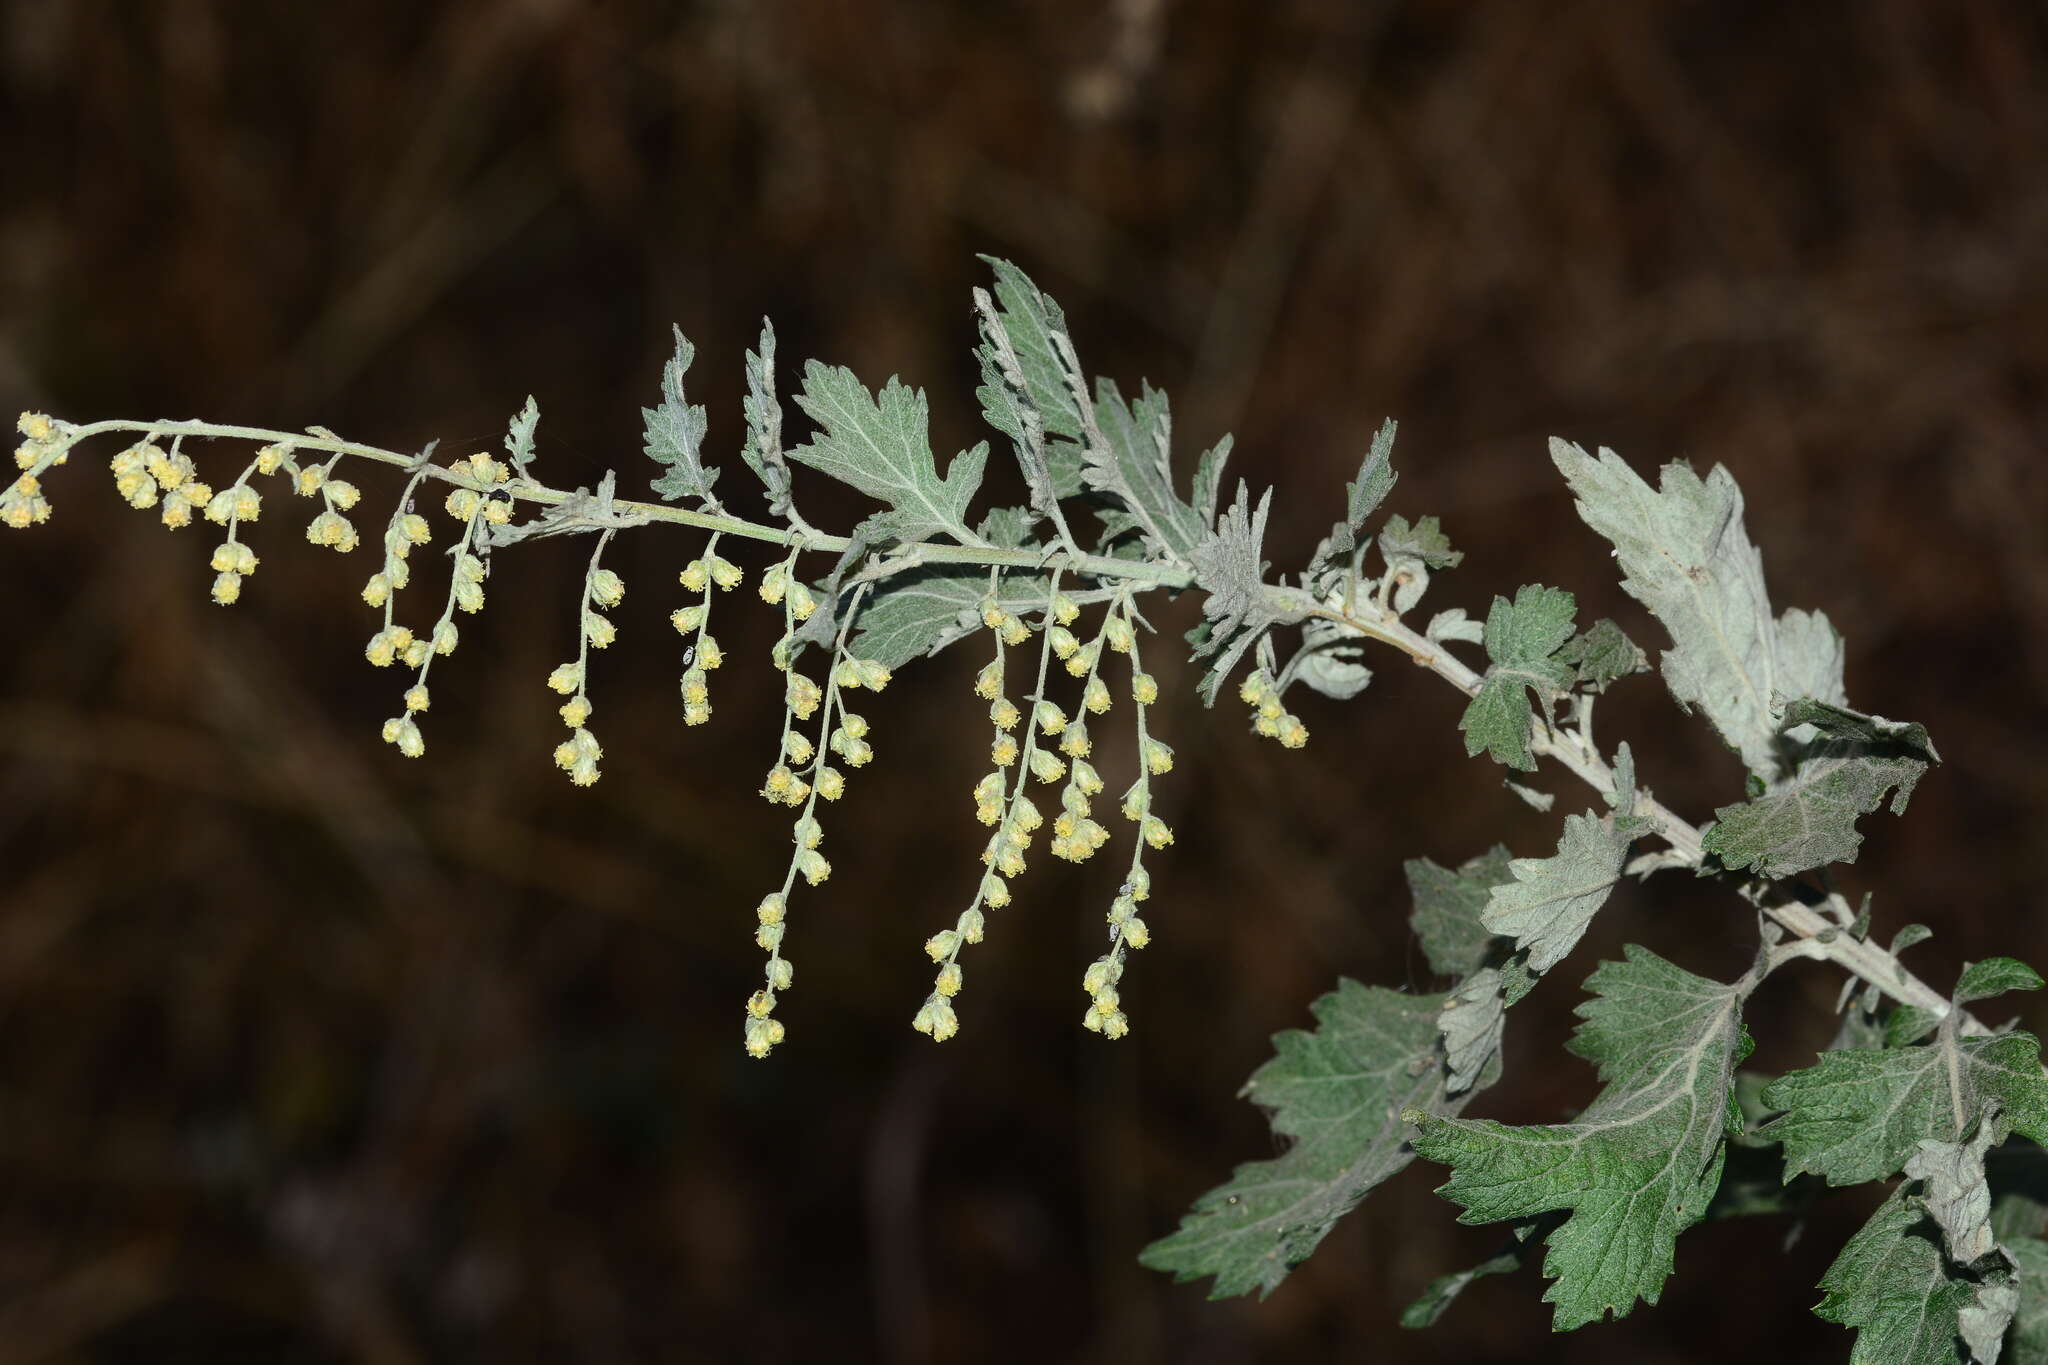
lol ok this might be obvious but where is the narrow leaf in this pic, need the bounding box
[502,396,539,480]
[1089,378,1208,555]
[1305,419,1397,587]
[739,319,799,519]
[1958,959,2047,1009]
[643,326,720,504]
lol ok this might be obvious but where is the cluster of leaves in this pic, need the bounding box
[12,260,2031,1359]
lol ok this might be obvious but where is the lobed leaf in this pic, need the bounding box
[1459,584,1577,771]
[1559,618,1648,694]
[849,566,1088,671]
[1139,981,1472,1299]
[502,396,539,480]
[1702,698,1939,878]
[1760,1031,2048,1187]
[644,326,720,504]
[1412,947,1754,1330]
[1481,808,1631,976]
[1089,378,1208,556]
[739,319,800,520]
[1304,419,1397,589]
[1815,1189,2007,1365]
[1550,441,1847,780]
[788,362,986,546]
[1406,845,1514,980]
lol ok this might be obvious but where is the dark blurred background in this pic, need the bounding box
[3,1,2046,1361]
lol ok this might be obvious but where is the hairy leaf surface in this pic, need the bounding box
[850,567,1090,670]
[1460,585,1577,771]
[1815,1189,2006,1365]
[1089,378,1208,556]
[1305,419,1397,589]
[788,362,986,545]
[1139,981,1469,1299]
[1481,809,1631,976]
[739,320,799,519]
[1761,1032,2048,1187]
[1406,846,1514,979]
[1703,699,1939,878]
[644,326,720,504]
[1550,441,1847,779]
[1411,947,1752,1330]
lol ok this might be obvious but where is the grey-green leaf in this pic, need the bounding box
[1550,441,1847,780]
[788,362,986,545]
[644,326,720,504]
[1188,481,1296,704]
[1406,846,1515,979]
[502,395,539,480]
[1815,1189,1988,1365]
[1411,947,1753,1331]
[1459,585,1577,771]
[1400,1217,1553,1329]
[1089,378,1208,556]
[1440,967,1506,1095]
[1760,1031,2048,1187]
[1559,618,1648,693]
[850,566,1089,670]
[740,319,798,519]
[1139,981,1466,1299]
[1481,809,1631,976]
[1702,698,1939,878]
[1305,419,1397,587]
[1958,958,2047,1009]
[1905,1118,2001,1264]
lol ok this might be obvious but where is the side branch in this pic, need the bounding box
[1294,589,1983,1034]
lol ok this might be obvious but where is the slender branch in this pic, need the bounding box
[57,419,1200,588]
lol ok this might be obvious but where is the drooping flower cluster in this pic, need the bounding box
[1239,668,1309,748]
[742,580,891,1059]
[673,537,741,726]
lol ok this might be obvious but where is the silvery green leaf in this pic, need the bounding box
[1906,1116,2002,1264]
[1293,614,1372,701]
[1506,779,1555,813]
[1139,981,1476,1299]
[1087,377,1207,556]
[1815,1188,1987,1365]
[1559,618,1648,694]
[1427,607,1485,645]
[1702,699,1939,878]
[739,319,799,519]
[1411,948,1753,1330]
[1440,966,1506,1094]
[1406,846,1515,979]
[976,257,1083,444]
[1962,1275,2020,1364]
[974,283,1081,542]
[1958,959,2047,1009]
[850,566,1098,670]
[1379,513,1462,570]
[1191,434,1232,528]
[1550,440,1846,780]
[975,505,1043,551]
[1305,419,1397,587]
[1188,481,1297,704]
[788,362,986,546]
[1760,1030,2048,1186]
[1481,807,1630,975]
[644,326,720,504]
[1459,585,1578,771]
[502,395,539,480]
